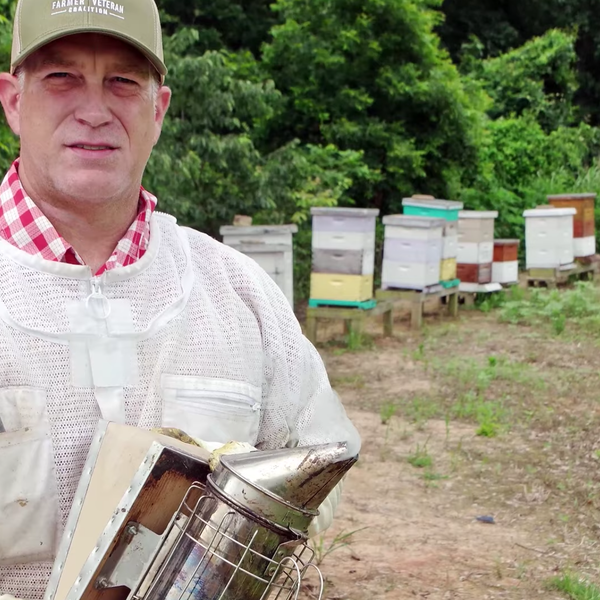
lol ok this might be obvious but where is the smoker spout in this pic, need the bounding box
[217,442,358,511]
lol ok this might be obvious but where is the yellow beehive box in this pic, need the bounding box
[310,274,373,302]
[440,258,457,281]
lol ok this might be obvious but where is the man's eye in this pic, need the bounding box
[114,77,136,85]
[48,72,71,79]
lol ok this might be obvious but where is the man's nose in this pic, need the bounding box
[73,83,113,128]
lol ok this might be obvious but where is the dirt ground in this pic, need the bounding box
[298,301,600,600]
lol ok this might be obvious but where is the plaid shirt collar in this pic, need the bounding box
[0,159,156,275]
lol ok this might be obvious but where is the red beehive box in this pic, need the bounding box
[493,239,520,262]
[457,262,492,284]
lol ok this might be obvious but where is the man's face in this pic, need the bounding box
[0,33,171,206]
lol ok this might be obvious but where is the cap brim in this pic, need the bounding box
[11,28,167,80]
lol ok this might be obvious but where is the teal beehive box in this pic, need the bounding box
[402,196,464,221]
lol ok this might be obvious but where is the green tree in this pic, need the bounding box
[438,0,600,125]
[463,29,579,130]
[156,0,278,56]
[261,0,487,214]
[145,28,368,237]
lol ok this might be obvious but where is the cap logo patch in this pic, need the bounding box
[51,0,125,19]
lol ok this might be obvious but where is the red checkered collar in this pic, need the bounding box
[0,159,156,275]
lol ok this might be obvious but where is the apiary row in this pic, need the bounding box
[219,191,597,308]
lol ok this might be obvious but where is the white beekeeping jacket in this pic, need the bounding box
[0,213,360,599]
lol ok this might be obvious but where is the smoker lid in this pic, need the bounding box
[213,442,356,511]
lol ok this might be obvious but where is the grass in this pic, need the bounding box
[380,401,398,425]
[317,285,600,598]
[547,573,600,600]
[310,527,369,566]
[331,329,375,354]
[390,353,545,435]
[407,442,433,468]
[500,282,600,336]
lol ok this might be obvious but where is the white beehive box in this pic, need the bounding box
[523,207,576,269]
[491,239,520,284]
[220,224,298,306]
[381,215,445,290]
[309,208,379,304]
[311,207,378,254]
[457,210,498,265]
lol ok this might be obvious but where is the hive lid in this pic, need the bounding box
[310,207,380,217]
[523,207,576,217]
[220,224,298,236]
[547,193,597,200]
[494,239,521,246]
[459,210,498,219]
[382,214,445,229]
[402,198,464,210]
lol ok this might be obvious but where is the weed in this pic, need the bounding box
[546,572,600,600]
[380,402,398,425]
[476,290,508,313]
[407,396,440,426]
[332,329,374,354]
[407,441,433,469]
[412,343,426,361]
[500,282,600,337]
[310,527,369,566]
[421,471,449,481]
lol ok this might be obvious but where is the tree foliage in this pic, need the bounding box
[463,29,578,129]
[261,0,487,213]
[438,0,600,125]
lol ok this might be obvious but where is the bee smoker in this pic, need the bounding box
[44,421,357,600]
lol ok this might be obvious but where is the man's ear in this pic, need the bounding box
[153,85,171,146]
[0,73,22,136]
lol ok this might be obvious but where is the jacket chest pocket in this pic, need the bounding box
[160,375,262,446]
[0,387,60,566]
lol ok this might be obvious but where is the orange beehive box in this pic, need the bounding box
[547,193,595,238]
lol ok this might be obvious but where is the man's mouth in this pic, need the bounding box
[70,144,116,151]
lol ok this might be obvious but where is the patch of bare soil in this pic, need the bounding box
[301,309,600,600]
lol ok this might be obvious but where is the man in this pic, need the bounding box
[0,0,360,598]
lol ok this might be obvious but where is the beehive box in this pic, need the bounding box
[401,197,464,221]
[381,215,445,290]
[220,224,298,307]
[457,210,497,263]
[547,193,597,258]
[457,262,492,284]
[310,207,379,304]
[492,239,520,284]
[523,207,576,269]
[402,196,463,283]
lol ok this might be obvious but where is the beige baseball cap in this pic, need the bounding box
[10,0,166,79]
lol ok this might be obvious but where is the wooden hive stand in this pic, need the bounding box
[304,299,394,344]
[524,256,600,289]
[375,283,459,330]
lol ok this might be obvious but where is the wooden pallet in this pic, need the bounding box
[525,258,599,288]
[375,285,459,329]
[305,300,394,344]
